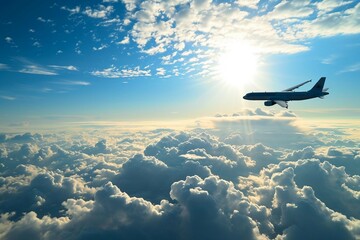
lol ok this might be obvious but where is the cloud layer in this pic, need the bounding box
[0,110,359,239]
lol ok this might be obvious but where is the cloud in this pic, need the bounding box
[117,36,130,45]
[0,95,16,101]
[0,132,42,143]
[4,37,13,44]
[316,0,353,13]
[37,17,53,23]
[293,2,360,38]
[339,62,360,73]
[156,67,166,76]
[321,54,337,64]
[48,65,78,71]
[91,66,151,78]
[19,65,57,76]
[92,44,108,51]
[56,81,91,86]
[83,5,114,19]
[0,63,9,70]
[268,0,314,19]
[236,0,260,9]
[0,110,359,239]
[198,109,314,149]
[122,0,137,11]
[61,6,81,15]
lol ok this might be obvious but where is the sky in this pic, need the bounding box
[1,1,360,240]
[0,0,360,130]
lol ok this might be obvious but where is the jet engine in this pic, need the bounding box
[264,100,275,106]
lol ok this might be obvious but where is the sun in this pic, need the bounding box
[216,41,258,88]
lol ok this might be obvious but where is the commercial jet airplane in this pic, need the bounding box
[243,77,329,108]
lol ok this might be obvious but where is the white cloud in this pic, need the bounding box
[83,5,114,19]
[117,36,130,45]
[32,41,41,47]
[64,81,91,86]
[316,0,353,13]
[37,17,53,23]
[268,0,314,19]
[5,37,13,44]
[19,65,58,75]
[236,0,260,9]
[0,95,16,101]
[0,63,9,70]
[122,0,137,11]
[91,66,151,78]
[321,54,337,64]
[61,6,81,15]
[92,44,108,51]
[292,2,360,38]
[48,65,78,71]
[339,62,360,73]
[156,67,166,76]
[0,111,359,239]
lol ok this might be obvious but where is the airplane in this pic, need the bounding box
[243,77,329,108]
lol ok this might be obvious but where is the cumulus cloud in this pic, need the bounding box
[0,110,359,239]
[4,37,14,44]
[292,2,360,38]
[57,0,360,81]
[91,66,151,78]
[83,5,114,19]
[117,36,130,45]
[268,0,314,19]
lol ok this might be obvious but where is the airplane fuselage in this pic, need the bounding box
[243,91,328,101]
[243,77,329,108]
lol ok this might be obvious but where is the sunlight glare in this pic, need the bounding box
[217,42,258,89]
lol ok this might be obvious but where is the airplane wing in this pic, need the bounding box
[283,80,312,92]
[275,100,288,108]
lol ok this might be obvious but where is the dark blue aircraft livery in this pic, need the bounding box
[243,77,329,108]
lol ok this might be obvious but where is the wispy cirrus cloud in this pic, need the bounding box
[0,95,16,100]
[48,65,78,71]
[0,63,9,70]
[321,54,337,64]
[56,80,91,86]
[339,62,360,74]
[19,65,58,75]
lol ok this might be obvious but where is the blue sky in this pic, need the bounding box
[1,0,360,129]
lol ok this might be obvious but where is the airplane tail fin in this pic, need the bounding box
[310,77,326,92]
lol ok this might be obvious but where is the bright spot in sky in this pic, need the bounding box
[217,42,258,88]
